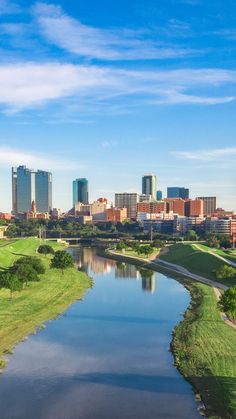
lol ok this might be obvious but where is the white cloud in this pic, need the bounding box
[0,146,82,170]
[33,2,194,61]
[0,63,235,113]
[172,147,236,161]
[0,0,19,14]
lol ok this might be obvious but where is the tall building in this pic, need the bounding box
[167,187,189,199]
[35,170,52,213]
[197,196,216,216]
[115,193,139,219]
[156,190,163,201]
[142,175,157,200]
[12,166,52,214]
[73,178,89,206]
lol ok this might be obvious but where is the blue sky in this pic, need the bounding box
[0,0,235,211]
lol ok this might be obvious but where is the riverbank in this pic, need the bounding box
[172,281,236,418]
[104,248,236,418]
[0,238,92,371]
[159,243,236,287]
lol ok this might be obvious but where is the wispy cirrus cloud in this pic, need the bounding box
[32,2,196,61]
[172,147,236,161]
[0,63,235,113]
[0,146,82,170]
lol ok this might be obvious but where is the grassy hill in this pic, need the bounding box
[160,243,236,287]
[0,238,91,370]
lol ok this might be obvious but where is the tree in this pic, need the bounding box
[38,244,55,256]
[215,265,236,281]
[185,230,198,241]
[11,256,45,275]
[0,272,23,299]
[116,241,128,251]
[218,287,236,321]
[219,235,232,249]
[51,250,74,274]
[206,234,220,249]
[140,245,153,257]
[10,263,40,286]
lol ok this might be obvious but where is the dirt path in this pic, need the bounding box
[213,287,236,330]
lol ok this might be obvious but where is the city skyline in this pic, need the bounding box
[0,163,234,213]
[0,0,235,211]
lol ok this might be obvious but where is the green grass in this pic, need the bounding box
[0,238,92,369]
[172,281,236,418]
[196,243,236,264]
[114,247,160,261]
[160,243,236,286]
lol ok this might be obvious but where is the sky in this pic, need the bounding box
[0,0,236,212]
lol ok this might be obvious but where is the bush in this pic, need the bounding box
[38,244,55,256]
[216,265,236,281]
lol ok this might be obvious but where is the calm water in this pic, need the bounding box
[0,247,200,419]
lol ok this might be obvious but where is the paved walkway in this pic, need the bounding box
[154,258,228,291]
[193,244,236,268]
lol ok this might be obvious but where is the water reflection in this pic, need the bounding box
[69,247,156,294]
[0,246,200,419]
[70,247,116,274]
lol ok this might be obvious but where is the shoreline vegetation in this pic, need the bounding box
[104,247,236,418]
[0,238,92,372]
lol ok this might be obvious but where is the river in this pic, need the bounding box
[0,247,200,419]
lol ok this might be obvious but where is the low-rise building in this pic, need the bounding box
[106,207,127,223]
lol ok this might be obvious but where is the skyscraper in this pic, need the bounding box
[167,187,189,199]
[73,178,89,206]
[35,170,52,213]
[12,166,52,214]
[142,175,157,200]
[156,190,163,201]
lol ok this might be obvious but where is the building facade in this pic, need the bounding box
[142,175,157,200]
[167,187,189,199]
[156,190,163,201]
[73,178,89,206]
[115,193,139,219]
[35,170,52,213]
[197,196,216,216]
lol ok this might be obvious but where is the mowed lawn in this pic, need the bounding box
[172,282,236,417]
[160,243,236,286]
[196,243,236,265]
[0,238,91,367]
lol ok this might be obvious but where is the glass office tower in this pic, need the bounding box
[167,187,189,199]
[35,170,52,213]
[73,178,89,206]
[142,174,157,200]
[12,166,52,214]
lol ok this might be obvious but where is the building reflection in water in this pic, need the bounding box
[115,262,140,280]
[115,263,156,294]
[69,247,156,294]
[70,247,116,275]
